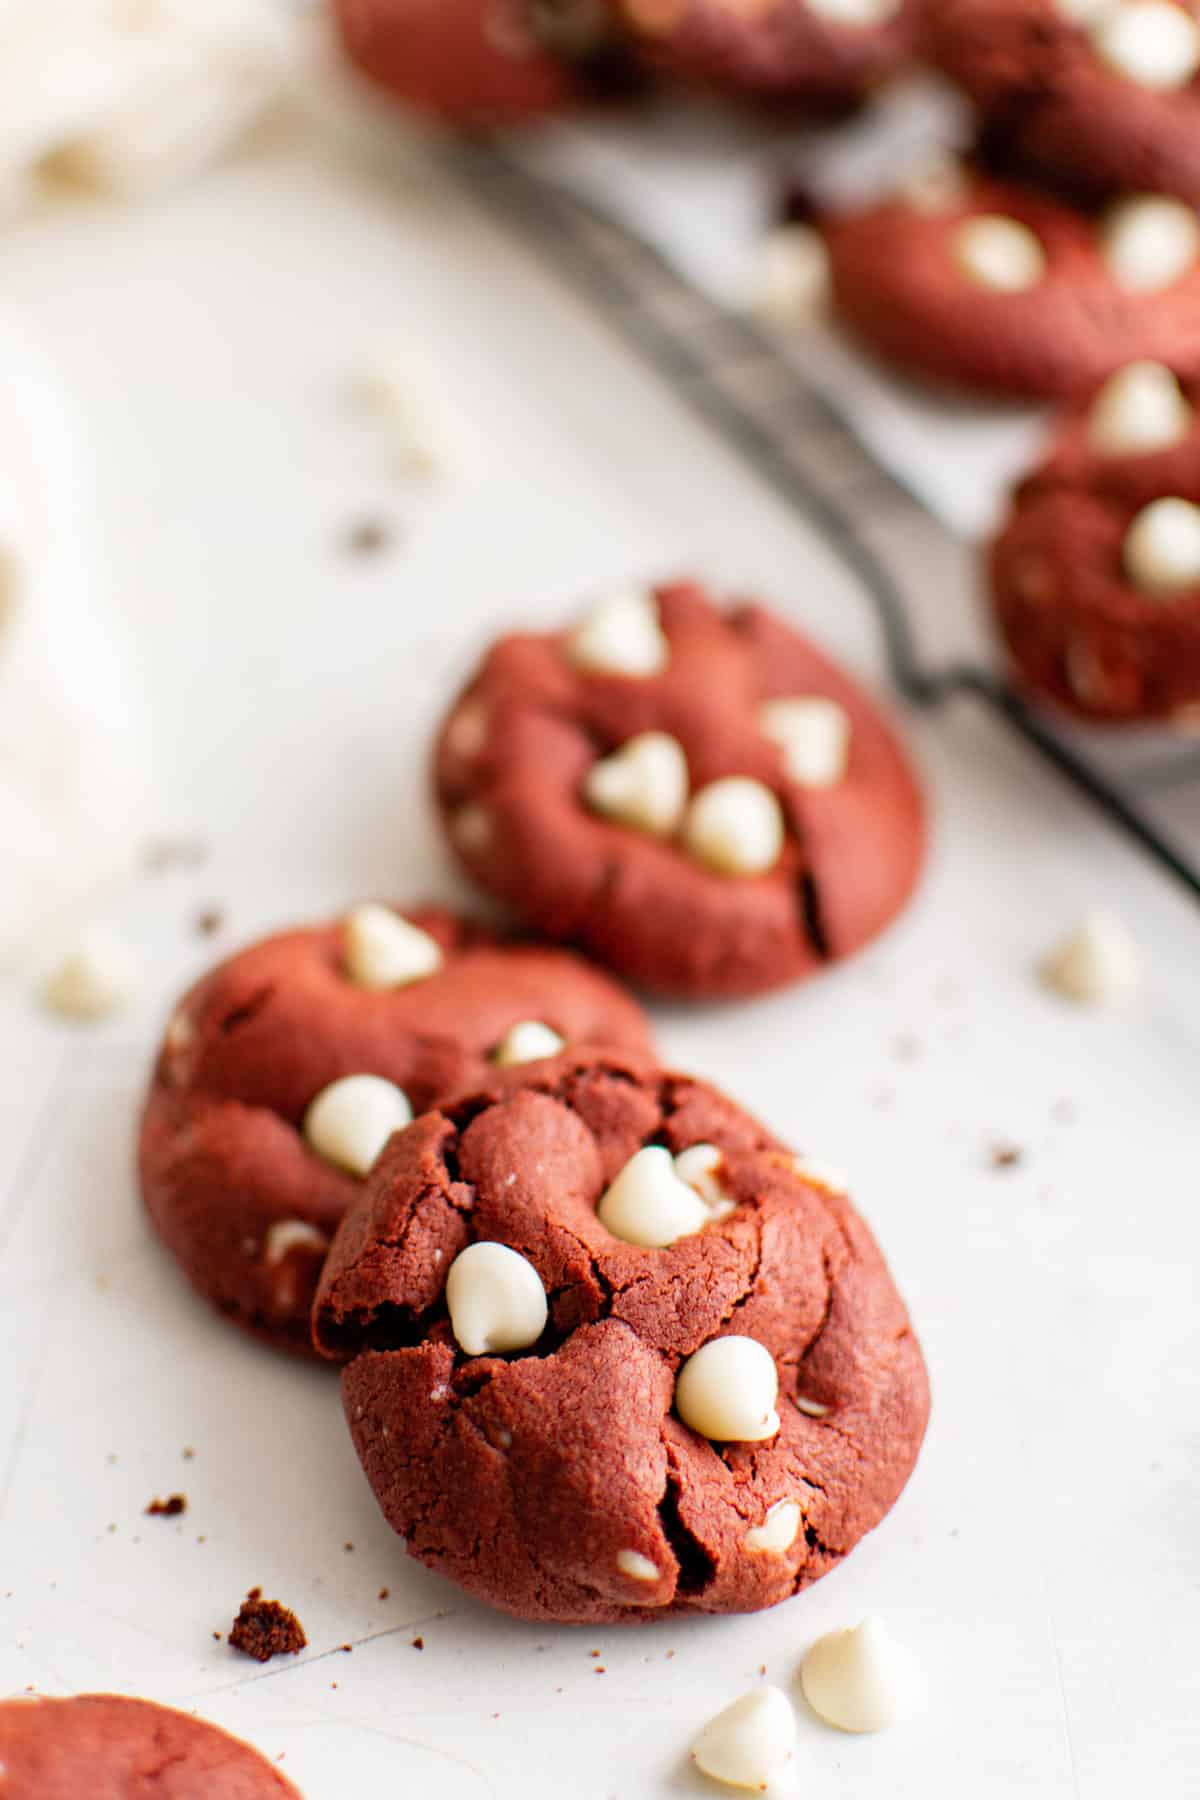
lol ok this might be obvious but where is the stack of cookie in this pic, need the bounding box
[140,579,931,1627]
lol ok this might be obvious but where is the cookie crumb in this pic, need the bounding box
[411,1636,424,1650]
[182,1447,195,1460]
[377,1587,389,1600]
[195,907,225,938]
[988,1143,1024,1171]
[343,517,393,557]
[228,1593,306,1663]
[340,1643,352,1654]
[212,1631,222,1641]
[343,1541,354,1552]
[145,1494,187,1517]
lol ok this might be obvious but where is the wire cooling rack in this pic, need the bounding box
[445,137,1200,909]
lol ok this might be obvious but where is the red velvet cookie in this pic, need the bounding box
[991,359,1200,720]
[314,1047,930,1626]
[926,0,1200,207]
[333,0,625,124]
[140,907,652,1356]
[433,580,924,999]
[615,0,921,104]
[0,1694,300,1799]
[824,164,1200,397]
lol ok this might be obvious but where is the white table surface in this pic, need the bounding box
[0,95,1197,1800]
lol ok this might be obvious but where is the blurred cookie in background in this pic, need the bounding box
[926,0,1200,208]
[333,0,636,124]
[615,0,923,106]
[991,360,1200,722]
[823,161,1200,396]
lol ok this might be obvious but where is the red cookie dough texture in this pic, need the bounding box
[314,1047,930,1626]
[0,1694,300,1799]
[433,580,924,999]
[824,168,1200,398]
[926,0,1200,206]
[332,0,616,123]
[139,907,652,1356]
[991,363,1200,720]
[616,0,922,104]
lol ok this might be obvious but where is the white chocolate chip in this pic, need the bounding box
[493,1019,567,1066]
[444,699,489,760]
[359,338,458,478]
[789,1154,849,1195]
[303,1075,412,1177]
[584,732,689,837]
[452,803,492,854]
[750,224,831,327]
[759,696,851,787]
[616,1548,660,1583]
[1124,496,1200,592]
[1092,1,1200,89]
[42,936,134,1021]
[795,1395,831,1418]
[691,1686,797,1792]
[1054,0,1116,21]
[673,1143,737,1221]
[344,903,443,990]
[953,214,1047,292]
[264,1219,329,1265]
[744,1499,802,1554]
[1086,361,1192,454]
[445,1240,548,1356]
[898,149,970,215]
[566,589,669,678]
[800,1616,911,1734]
[684,778,785,877]
[675,1335,781,1443]
[164,1009,194,1054]
[598,1146,710,1248]
[1101,195,1200,292]
[809,0,901,19]
[1039,911,1141,1003]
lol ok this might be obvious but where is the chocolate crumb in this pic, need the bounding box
[343,517,392,557]
[195,907,225,938]
[989,1143,1024,1170]
[411,1636,424,1650]
[340,1644,352,1653]
[212,1632,222,1641]
[377,1587,389,1600]
[145,1494,186,1517]
[229,1593,306,1663]
[343,1542,354,1553]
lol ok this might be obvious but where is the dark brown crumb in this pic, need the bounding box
[229,1593,306,1663]
[195,907,225,938]
[142,836,208,874]
[377,1588,389,1601]
[589,1649,599,1658]
[989,1143,1024,1171]
[145,1494,186,1517]
[594,1666,606,1674]
[340,1644,353,1654]
[411,1636,424,1651]
[343,517,392,557]
[343,1542,354,1553]
[212,1632,222,1641]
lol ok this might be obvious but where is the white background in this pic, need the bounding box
[0,96,1198,1799]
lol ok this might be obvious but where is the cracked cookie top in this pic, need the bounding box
[139,908,652,1356]
[0,1693,301,1798]
[314,1047,930,1625]
[433,579,925,998]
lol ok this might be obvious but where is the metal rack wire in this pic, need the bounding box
[447,137,1200,908]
